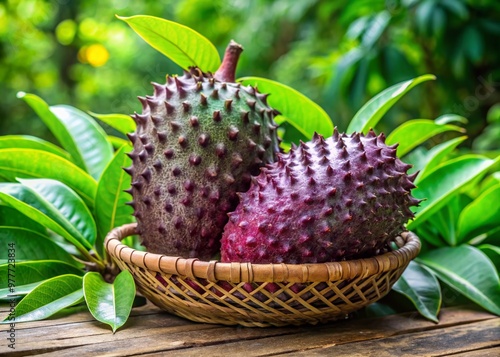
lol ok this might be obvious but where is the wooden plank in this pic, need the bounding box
[18,307,496,357]
[441,346,500,356]
[140,309,498,357]
[21,325,300,357]
[5,302,302,356]
[5,312,211,348]
[275,319,500,356]
[0,303,160,330]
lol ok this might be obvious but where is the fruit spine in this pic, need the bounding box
[125,41,280,259]
[221,130,421,264]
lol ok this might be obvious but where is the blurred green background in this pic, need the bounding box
[1,0,500,148]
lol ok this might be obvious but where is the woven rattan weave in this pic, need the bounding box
[105,223,420,327]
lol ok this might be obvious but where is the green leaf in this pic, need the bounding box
[49,105,114,180]
[277,122,309,150]
[18,92,87,170]
[347,74,436,134]
[346,16,370,40]
[427,209,456,245]
[1,275,83,323]
[457,184,500,243]
[392,261,441,322]
[118,15,220,72]
[361,11,390,48]
[107,136,131,150]
[17,93,113,180]
[408,155,497,231]
[0,206,46,234]
[463,26,484,63]
[414,224,448,249]
[432,6,446,38]
[363,302,398,318]
[324,47,365,110]
[0,182,94,251]
[0,260,83,289]
[415,136,468,183]
[0,148,97,208]
[386,119,465,157]
[434,114,468,125]
[45,303,89,319]
[440,0,469,20]
[479,244,500,272]
[83,270,136,332]
[416,1,435,36]
[20,178,96,247]
[0,135,70,160]
[0,227,77,266]
[425,194,471,245]
[95,145,133,256]
[239,77,334,139]
[487,103,500,124]
[89,112,136,135]
[0,281,45,300]
[475,226,500,246]
[418,245,500,315]
[479,172,500,194]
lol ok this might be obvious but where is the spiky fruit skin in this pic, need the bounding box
[126,68,280,259]
[221,130,420,264]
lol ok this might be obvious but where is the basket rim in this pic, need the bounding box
[105,223,420,283]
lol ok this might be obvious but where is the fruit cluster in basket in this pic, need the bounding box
[124,41,420,265]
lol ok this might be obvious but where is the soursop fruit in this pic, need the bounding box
[221,129,421,264]
[125,41,280,259]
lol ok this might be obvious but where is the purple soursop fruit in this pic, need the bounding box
[221,129,421,264]
[125,41,280,259]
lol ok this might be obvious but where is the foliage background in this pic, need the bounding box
[1,0,500,148]
[0,0,499,325]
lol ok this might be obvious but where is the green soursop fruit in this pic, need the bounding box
[221,129,421,264]
[125,41,280,259]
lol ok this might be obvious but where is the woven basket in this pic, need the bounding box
[105,223,420,327]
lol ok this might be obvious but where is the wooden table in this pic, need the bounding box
[1,303,498,356]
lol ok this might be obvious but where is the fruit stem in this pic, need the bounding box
[214,40,243,83]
